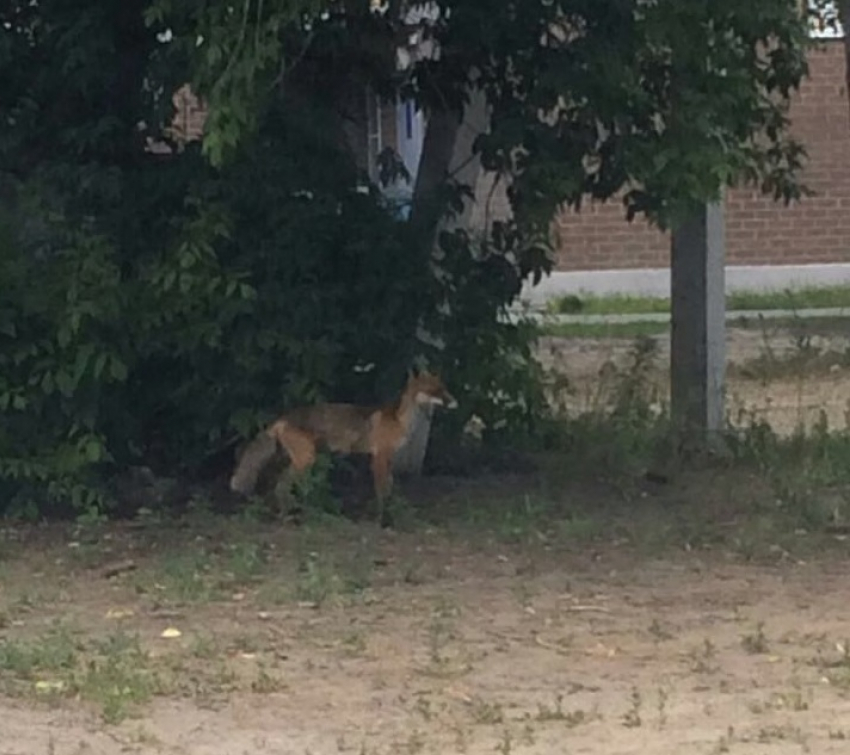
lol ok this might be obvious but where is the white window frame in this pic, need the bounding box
[809,1,845,38]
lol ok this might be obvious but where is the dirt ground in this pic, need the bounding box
[3,323,850,754]
[3,469,850,755]
[538,321,850,435]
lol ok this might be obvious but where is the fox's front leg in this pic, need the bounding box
[370,448,394,498]
[370,448,394,526]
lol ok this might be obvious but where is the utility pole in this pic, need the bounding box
[670,201,726,453]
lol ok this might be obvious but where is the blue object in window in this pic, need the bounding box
[405,101,414,140]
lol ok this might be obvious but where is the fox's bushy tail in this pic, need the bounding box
[229,431,277,495]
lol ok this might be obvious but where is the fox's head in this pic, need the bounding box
[407,370,458,410]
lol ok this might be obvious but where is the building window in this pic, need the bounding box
[809,1,844,38]
[405,101,414,141]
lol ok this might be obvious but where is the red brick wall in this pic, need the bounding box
[552,40,850,271]
[171,85,206,141]
[171,42,850,272]
[146,85,206,153]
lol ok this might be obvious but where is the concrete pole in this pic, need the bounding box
[670,201,726,453]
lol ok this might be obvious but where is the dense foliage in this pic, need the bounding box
[0,0,827,515]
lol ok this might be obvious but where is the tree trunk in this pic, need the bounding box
[393,87,489,478]
[407,107,463,250]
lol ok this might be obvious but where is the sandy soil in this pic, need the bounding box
[2,475,850,755]
[3,324,850,754]
[538,323,850,435]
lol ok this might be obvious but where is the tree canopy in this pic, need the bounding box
[0,0,829,515]
[147,1,820,217]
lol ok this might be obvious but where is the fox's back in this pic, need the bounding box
[284,403,376,453]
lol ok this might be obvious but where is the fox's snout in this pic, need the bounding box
[414,382,458,410]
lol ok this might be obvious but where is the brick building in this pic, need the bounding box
[374,37,850,300]
[168,29,850,300]
[551,39,850,277]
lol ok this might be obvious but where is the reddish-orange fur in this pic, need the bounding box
[230,371,456,499]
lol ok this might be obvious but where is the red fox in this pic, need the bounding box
[229,370,457,502]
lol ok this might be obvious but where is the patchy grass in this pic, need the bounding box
[540,319,670,339]
[3,448,850,750]
[0,625,163,723]
[539,312,850,341]
[728,320,850,382]
[549,292,670,316]
[547,284,850,316]
[741,622,770,655]
[8,318,850,753]
[7,331,850,749]
[729,285,850,312]
[292,549,372,605]
[132,549,225,604]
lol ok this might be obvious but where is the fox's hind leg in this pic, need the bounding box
[268,421,319,503]
[269,422,317,471]
[370,449,393,499]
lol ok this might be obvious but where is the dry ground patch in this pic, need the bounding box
[3,470,850,754]
[538,319,850,436]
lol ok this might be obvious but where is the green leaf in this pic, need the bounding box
[109,356,128,382]
[57,327,72,349]
[82,437,105,463]
[93,353,108,379]
[41,372,55,395]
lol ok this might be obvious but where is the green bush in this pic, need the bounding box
[0,98,548,517]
